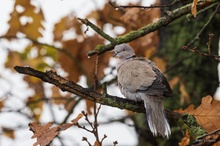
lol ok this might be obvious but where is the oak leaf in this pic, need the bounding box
[175,95,220,132]
[6,0,45,39]
[29,113,83,146]
[53,16,81,41]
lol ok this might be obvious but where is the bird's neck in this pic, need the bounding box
[126,55,136,60]
[116,55,136,70]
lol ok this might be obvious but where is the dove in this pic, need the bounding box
[113,43,172,138]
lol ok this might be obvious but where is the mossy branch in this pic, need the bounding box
[83,0,218,56]
[14,66,180,118]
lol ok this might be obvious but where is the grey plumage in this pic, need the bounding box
[113,43,172,138]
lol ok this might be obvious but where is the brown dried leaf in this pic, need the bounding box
[191,0,198,17]
[59,35,110,84]
[53,16,82,41]
[59,36,110,114]
[71,113,84,124]
[121,3,160,32]
[29,122,60,146]
[2,127,15,139]
[29,113,82,146]
[130,32,159,58]
[175,95,220,132]
[120,1,160,57]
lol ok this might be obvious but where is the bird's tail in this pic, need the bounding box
[142,95,171,138]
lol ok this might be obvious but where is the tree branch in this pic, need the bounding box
[78,18,116,43]
[86,0,219,56]
[14,66,180,120]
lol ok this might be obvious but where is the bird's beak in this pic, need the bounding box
[111,49,118,57]
[113,52,118,57]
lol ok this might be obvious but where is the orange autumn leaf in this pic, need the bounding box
[175,95,220,132]
[191,0,198,17]
[59,35,111,84]
[6,0,45,39]
[179,129,190,146]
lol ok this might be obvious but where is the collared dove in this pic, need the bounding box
[113,43,172,138]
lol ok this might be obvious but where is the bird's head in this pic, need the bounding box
[113,44,136,60]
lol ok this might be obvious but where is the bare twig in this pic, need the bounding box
[186,3,220,47]
[82,137,92,146]
[207,33,214,54]
[182,33,220,61]
[78,18,116,43]
[113,141,118,146]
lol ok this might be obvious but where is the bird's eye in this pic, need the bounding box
[123,48,125,51]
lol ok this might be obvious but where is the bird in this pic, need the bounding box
[113,43,172,138]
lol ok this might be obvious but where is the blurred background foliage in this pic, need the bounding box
[0,0,220,145]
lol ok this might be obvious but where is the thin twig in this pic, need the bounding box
[93,55,102,145]
[78,18,116,43]
[82,137,92,146]
[186,3,220,47]
[207,33,214,54]
[109,0,178,9]
[61,97,82,124]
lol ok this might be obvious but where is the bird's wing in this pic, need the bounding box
[118,58,172,96]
